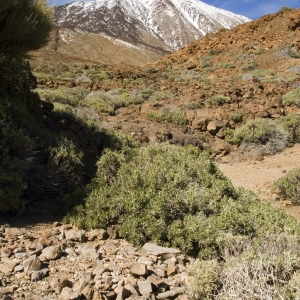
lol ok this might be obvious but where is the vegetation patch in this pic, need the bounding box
[278,114,300,143]
[205,95,230,106]
[226,118,289,154]
[273,168,300,205]
[147,106,188,126]
[282,87,300,106]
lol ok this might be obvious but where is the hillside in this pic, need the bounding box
[32,7,300,161]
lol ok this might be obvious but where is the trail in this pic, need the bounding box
[218,144,300,220]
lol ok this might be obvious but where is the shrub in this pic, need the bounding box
[254,48,265,55]
[205,95,230,106]
[220,62,236,69]
[282,87,300,106]
[35,87,87,107]
[241,62,257,71]
[278,114,300,143]
[230,110,243,123]
[226,118,288,154]
[147,107,188,126]
[273,168,300,204]
[185,101,203,110]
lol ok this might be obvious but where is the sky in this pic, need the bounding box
[50,0,299,20]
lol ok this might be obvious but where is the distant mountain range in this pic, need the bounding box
[54,0,251,54]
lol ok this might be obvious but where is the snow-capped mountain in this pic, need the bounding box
[55,0,251,52]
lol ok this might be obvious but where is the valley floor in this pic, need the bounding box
[219,144,300,221]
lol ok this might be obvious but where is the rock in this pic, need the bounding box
[23,255,41,272]
[129,263,147,277]
[60,287,80,300]
[142,243,181,257]
[4,228,26,236]
[0,286,14,298]
[137,281,153,295]
[156,288,185,299]
[115,287,131,300]
[65,229,86,242]
[87,229,108,241]
[50,278,72,293]
[39,245,62,261]
[0,261,18,275]
[167,266,178,276]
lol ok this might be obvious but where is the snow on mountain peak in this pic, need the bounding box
[55,0,251,51]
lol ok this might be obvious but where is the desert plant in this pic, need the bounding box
[205,95,230,106]
[226,118,289,154]
[282,87,300,106]
[147,107,188,126]
[278,114,300,143]
[254,48,265,55]
[241,62,257,71]
[230,110,243,123]
[273,168,300,204]
[35,87,87,107]
[220,62,236,69]
[185,101,203,110]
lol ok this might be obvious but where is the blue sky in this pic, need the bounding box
[50,0,299,20]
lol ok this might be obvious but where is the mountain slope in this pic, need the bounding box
[54,0,251,52]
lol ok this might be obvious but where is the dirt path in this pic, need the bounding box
[218,144,300,220]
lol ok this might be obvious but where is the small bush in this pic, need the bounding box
[185,101,203,110]
[282,87,300,106]
[241,62,257,71]
[273,168,300,204]
[230,110,243,123]
[220,62,236,69]
[278,114,300,143]
[35,87,87,107]
[254,48,265,55]
[205,95,230,106]
[147,107,188,126]
[226,118,288,154]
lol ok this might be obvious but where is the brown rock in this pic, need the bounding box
[23,255,41,272]
[0,260,18,275]
[137,281,153,295]
[129,263,147,277]
[39,245,62,261]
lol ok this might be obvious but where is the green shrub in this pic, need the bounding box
[282,87,300,106]
[185,101,203,110]
[205,95,230,106]
[241,62,257,71]
[220,62,236,69]
[254,48,265,55]
[35,87,87,107]
[273,168,300,204]
[278,114,300,143]
[230,110,243,123]
[147,107,188,126]
[226,118,288,154]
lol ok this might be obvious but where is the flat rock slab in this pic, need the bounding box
[142,243,181,256]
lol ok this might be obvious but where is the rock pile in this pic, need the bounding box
[0,224,194,300]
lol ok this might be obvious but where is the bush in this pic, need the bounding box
[273,168,300,204]
[220,62,236,69]
[282,87,300,106]
[147,107,188,126]
[230,110,243,123]
[226,118,288,154]
[205,95,230,106]
[35,87,87,107]
[241,62,257,71]
[278,114,300,143]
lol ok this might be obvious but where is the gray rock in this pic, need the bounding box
[23,255,41,272]
[60,287,80,300]
[156,288,185,299]
[14,265,24,273]
[142,243,180,257]
[137,281,153,295]
[65,229,85,242]
[129,263,147,277]
[39,246,61,261]
[4,228,26,236]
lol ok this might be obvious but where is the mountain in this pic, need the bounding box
[52,0,250,62]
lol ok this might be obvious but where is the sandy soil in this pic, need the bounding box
[218,144,300,220]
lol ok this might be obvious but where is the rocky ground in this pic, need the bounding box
[0,223,194,300]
